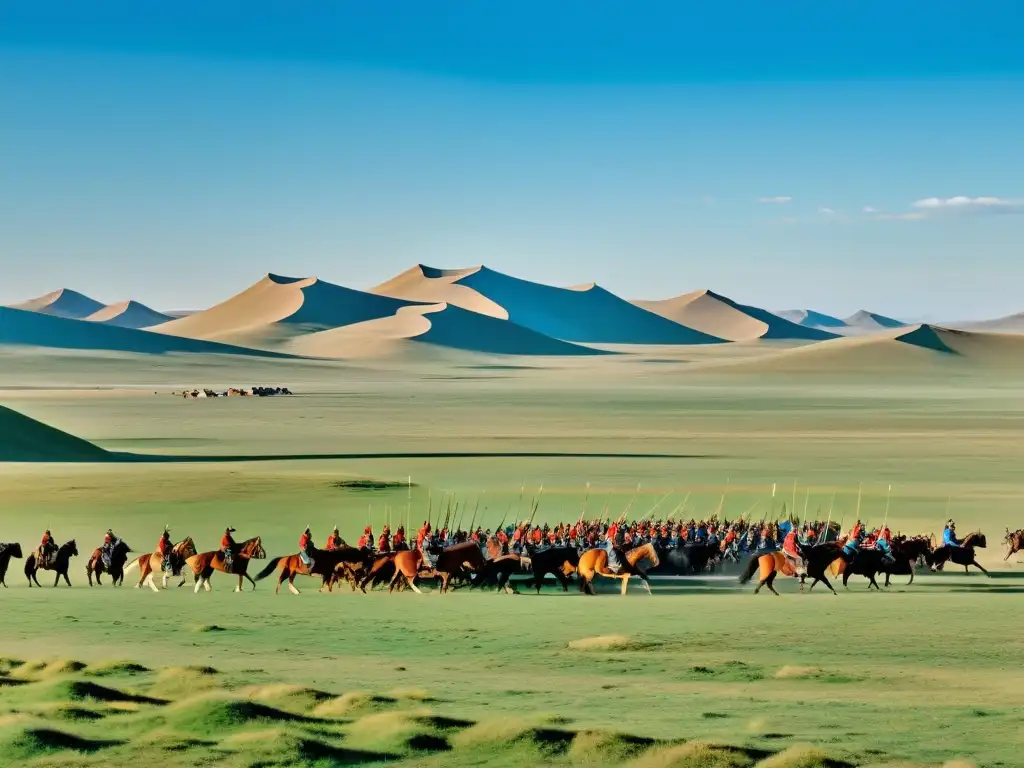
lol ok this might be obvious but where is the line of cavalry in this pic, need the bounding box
[0,516,1018,597]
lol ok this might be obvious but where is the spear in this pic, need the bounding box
[469,498,481,536]
[644,489,674,520]
[818,493,835,543]
[496,499,512,533]
[791,479,797,523]
[714,479,730,519]
[600,491,612,523]
[881,484,892,532]
[618,483,641,523]
[667,491,691,521]
[855,481,863,524]
[526,485,545,528]
[425,489,433,529]
[515,481,525,522]
[578,483,591,525]
[406,476,412,533]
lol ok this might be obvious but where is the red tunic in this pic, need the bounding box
[221,534,234,550]
[357,534,370,549]
[377,534,391,552]
[298,533,311,550]
[156,536,170,555]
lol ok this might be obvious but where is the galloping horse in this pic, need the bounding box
[124,538,197,592]
[881,537,933,587]
[651,543,721,576]
[425,541,487,593]
[0,543,23,587]
[86,540,132,586]
[389,549,426,593]
[928,531,989,575]
[254,546,367,595]
[470,554,523,594]
[523,545,579,594]
[25,540,78,587]
[1003,528,1024,561]
[740,542,842,595]
[186,536,266,593]
[577,542,659,595]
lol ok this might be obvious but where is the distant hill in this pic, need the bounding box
[8,288,106,319]
[704,324,1024,375]
[843,310,906,331]
[774,309,849,329]
[375,265,723,345]
[152,273,424,346]
[635,290,836,341]
[952,312,1024,333]
[0,306,287,357]
[288,302,606,358]
[85,300,174,329]
[0,404,109,462]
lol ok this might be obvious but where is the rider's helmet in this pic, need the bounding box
[226,527,236,534]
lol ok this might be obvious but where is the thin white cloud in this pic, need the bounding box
[862,206,876,213]
[911,195,1024,213]
[876,212,927,221]
[818,207,836,215]
[758,196,792,204]
[779,216,797,224]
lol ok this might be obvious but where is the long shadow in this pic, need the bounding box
[108,450,721,464]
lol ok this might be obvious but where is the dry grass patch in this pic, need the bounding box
[313,691,398,719]
[755,744,851,768]
[567,635,643,651]
[774,666,826,680]
[628,740,756,768]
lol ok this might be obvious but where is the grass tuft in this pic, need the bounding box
[627,740,758,768]
[755,745,852,768]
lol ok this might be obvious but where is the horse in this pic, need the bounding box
[881,538,932,587]
[470,554,523,594]
[652,543,721,576]
[357,552,398,592]
[835,548,889,590]
[928,531,989,575]
[25,540,78,587]
[186,536,266,593]
[740,542,841,595]
[520,545,579,594]
[254,546,368,595]
[123,538,197,592]
[1004,528,1024,561]
[86,540,132,587]
[0,544,23,587]
[577,542,659,595]
[426,541,487,593]
[389,549,427,593]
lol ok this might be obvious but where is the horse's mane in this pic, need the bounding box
[58,540,76,551]
[626,542,657,565]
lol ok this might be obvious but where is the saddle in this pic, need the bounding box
[38,548,57,568]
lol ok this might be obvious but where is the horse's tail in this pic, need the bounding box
[255,557,285,582]
[738,554,760,585]
[123,558,140,576]
[24,554,35,576]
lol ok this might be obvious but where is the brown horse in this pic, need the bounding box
[1004,528,1024,561]
[389,549,426,593]
[124,538,197,592]
[357,552,398,592]
[741,543,842,595]
[254,546,368,595]
[576,542,659,595]
[186,536,266,593]
[427,541,487,593]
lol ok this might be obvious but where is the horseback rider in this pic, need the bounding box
[101,528,117,568]
[38,529,57,567]
[157,526,174,573]
[942,520,960,548]
[875,526,895,563]
[604,522,627,574]
[357,526,374,552]
[393,525,406,550]
[841,532,860,563]
[377,525,391,553]
[298,526,314,569]
[324,526,344,551]
[220,527,236,572]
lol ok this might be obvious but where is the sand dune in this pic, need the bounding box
[0,306,287,357]
[288,302,604,359]
[843,310,906,330]
[635,290,835,342]
[707,324,1024,375]
[0,404,109,462]
[376,265,722,344]
[774,309,848,329]
[371,265,508,318]
[85,300,174,329]
[153,273,422,345]
[9,288,106,319]
[952,312,1024,333]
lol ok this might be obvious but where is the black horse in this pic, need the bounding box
[524,545,580,594]
[25,540,79,587]
[0,543,23,587]
[650,543,721,576]
[928,532,989,575]
[86,539,132,586]
[470,554,523,594]
[880,538,932,587]
[840,548,888,590]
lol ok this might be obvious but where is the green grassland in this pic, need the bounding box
[1,349,1023,766]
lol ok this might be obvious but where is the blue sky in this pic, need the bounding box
[1,2,1022,319]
